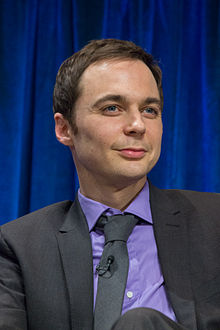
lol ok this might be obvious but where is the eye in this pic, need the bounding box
[105,105,117,112]
[142,107,159,117]
[102,105,121,115]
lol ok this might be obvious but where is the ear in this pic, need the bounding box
[54,113,74,146]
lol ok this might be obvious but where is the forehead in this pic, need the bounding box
[77,59,160,104]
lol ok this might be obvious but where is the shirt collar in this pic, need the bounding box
[78,180,153,232]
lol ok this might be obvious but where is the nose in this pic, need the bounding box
[123,109,146,137]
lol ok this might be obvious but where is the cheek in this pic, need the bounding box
[77,127,110,153]
[147,127,162,156]
[152,123,163,142]
[84,122,114,144]
[148,126,162,142]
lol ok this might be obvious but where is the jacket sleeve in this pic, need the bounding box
[0,229,27,330]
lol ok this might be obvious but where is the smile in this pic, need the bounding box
[118,148,146,159]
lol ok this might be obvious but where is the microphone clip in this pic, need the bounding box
[96,255,114,276]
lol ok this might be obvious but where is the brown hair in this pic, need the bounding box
[53,39,163,124]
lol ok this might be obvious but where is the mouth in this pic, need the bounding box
[118,148,146,159]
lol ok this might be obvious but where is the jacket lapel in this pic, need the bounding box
[149,182,197,330]
[56,197,94,330]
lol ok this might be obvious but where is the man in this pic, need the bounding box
[0,39,220,330]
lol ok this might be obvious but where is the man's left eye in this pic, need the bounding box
[143,107,158,115]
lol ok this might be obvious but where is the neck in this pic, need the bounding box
[79,176,147,211]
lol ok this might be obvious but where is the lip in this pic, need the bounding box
[118,148,146,159]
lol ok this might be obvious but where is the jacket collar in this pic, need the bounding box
[149,182,197,329]
[56,196,94,330]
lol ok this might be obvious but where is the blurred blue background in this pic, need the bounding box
[0,0,219,224]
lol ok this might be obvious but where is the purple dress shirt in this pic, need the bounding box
[78,181,176,321]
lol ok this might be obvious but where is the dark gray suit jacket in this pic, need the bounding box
[0,183,220,329]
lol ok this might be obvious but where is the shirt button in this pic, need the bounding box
[127,291,133,299]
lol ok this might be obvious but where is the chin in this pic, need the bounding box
[111,170,148,187]
[121,164,153,177]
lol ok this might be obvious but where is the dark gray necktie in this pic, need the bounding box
[94,214,138,330]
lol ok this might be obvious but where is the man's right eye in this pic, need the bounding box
[102,105,121,115]
[104,105,117,112]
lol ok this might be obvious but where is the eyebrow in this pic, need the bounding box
[144,97,162,111]
[144,97,161,106]
[92,94,162,110]
[91,94,127,109]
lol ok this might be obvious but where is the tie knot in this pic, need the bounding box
[96,214,138,244]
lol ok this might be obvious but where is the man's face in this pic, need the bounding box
[69,59,163,189]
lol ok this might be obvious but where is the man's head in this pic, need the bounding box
[53,39,163,131]
[54,39,163,195]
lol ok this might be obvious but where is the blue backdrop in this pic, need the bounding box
[0,0,219,224]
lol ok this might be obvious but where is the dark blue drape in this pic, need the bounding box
[0,0,219,224]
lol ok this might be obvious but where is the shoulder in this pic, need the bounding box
[160,188,220,231]
[0,200,73,241]
[149,181,220,224]
[149,181,220,207]
[165,188,220,211]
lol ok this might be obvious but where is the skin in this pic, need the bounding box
[54,59,163,210]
